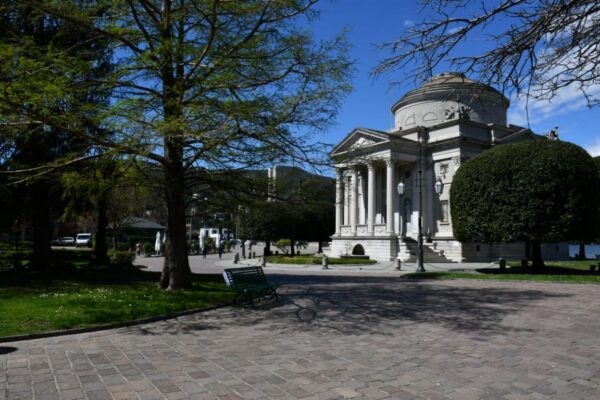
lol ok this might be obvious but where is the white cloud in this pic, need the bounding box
[585,137,600,157]
[403,19,414,27]
[508,83,600,127]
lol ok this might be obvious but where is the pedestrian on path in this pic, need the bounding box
[202,246,207,259]
[218,245,224,259]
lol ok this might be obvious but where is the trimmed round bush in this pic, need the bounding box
[451,140,598,244]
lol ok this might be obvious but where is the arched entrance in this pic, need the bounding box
[352,244,365,255]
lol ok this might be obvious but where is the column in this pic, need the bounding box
[386,159,395,233]
[367,162,375,235]
[344,176,349,225]
[350,167,358,235]
[335,169,343,235]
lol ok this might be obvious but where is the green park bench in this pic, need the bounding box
[223,266,279,306]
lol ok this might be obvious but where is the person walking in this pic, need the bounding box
[202,246,207,259]
[218,245,224,260]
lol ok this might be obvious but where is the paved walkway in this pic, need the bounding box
[2,275,600,400]
[135,249,494,277]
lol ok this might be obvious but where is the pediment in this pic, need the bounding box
[495,127,537,144]
[330,128,390,157]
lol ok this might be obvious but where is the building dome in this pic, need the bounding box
[391,72,509,129]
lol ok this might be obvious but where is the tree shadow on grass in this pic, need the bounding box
[125,274,570,338]
[0,268,225,288]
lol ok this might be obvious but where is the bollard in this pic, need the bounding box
[395,258,402,271]
[233,253,239,264]
[499,258,506,271]
[322,255,329,270]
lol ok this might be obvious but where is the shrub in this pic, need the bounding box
[143,242,153,256]
[451,139,598,269]
[202,236,215,253]
[188,240,199,254]
[275,239,291,255]
[108,250,135,267]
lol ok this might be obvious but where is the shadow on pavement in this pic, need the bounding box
[125,274,570,338]
[0,346,18,355]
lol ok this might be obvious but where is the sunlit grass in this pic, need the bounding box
[402,260,600,284]
[0,268,233,337]
[267,254,377,265]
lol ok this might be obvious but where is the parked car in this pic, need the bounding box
[75,233,92,248]
[51,236,75,246]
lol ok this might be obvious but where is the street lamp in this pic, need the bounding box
[189,193,199,246]
[189,193,208,252]
[434,179,443,196]
[396,181,405,196]
[397,127,443,273]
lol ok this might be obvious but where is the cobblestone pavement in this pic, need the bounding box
[1,277,599,400]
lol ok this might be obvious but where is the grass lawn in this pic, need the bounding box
[266,254,377,265]
[0,267,234,338]
[402,260,600,284]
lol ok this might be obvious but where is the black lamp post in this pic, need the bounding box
[189,193,208,253]
[189,193,199,245]
[397,127,444,273]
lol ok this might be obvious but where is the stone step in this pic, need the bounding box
[402,240,454,263]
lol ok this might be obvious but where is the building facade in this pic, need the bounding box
[328,73,569,262]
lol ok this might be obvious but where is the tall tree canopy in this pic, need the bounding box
[0,0,352,288]
[450,139,598,270]
[376,0,600,107]
[0,1,111,269]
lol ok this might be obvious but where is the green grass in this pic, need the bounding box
[508,259,598,271]
[402,260,600,284]
[0,268,234,338]
[266,254,377,265]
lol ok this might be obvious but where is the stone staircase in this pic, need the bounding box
[401,237,455,263]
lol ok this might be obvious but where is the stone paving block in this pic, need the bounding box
[334,387,362,398]
[6,390,33,400]
[4,279,600,400]
[136,388,165,400]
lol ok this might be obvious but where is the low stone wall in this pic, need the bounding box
[328,236,399,261]
[329,236,571,263]
[456,241,570,262]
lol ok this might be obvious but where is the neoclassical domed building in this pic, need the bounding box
[328,72,569,262]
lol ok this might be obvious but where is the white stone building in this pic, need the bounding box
[328,73,569,262]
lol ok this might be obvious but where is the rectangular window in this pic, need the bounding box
[441,200,449,223]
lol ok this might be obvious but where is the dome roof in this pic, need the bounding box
[391,72,510,129]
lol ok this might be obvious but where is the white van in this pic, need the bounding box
[75,233,92,248]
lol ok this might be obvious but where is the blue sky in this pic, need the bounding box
[306,0,600,157]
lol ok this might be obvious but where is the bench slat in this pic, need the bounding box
[224,266,278,305]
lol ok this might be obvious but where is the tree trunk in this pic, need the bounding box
[30,182,52,270]
[290,239,295,256]
[160,163,191,289]
[318,241,323,253]
[578,243,586,260]
[264,240,271,257]
[94,193,109,264]
[159,3,192,289]
[531,240,544,273]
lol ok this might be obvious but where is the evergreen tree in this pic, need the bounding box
[0,2,111,269]
[451,140,598,271]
